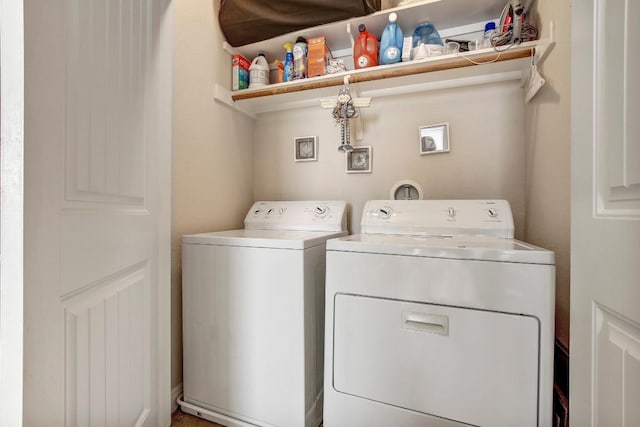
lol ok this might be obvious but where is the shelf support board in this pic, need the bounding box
[534,21,555,64]
[360,70,524,99]
[213,84,256,119]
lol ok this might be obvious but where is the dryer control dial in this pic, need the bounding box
[377,206,394,220]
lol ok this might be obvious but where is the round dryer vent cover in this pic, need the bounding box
[390,180,424,200]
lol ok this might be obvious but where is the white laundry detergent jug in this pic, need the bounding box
[249,53,269,89]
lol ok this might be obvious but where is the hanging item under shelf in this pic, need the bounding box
[332,86,358,153]
[321,76,371,151]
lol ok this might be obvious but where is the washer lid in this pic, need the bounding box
[326,233,555,265]
[183,229,347,250]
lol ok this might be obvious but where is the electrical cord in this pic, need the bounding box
[447,20,538,66]
[492,23,539,47]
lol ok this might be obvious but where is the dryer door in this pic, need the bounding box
[332,294,539,426]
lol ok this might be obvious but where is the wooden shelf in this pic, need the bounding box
[231,44,535,101]
[214,41,546,117]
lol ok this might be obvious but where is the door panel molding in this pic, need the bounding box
[593,302,640,426]
[64,265,150,427]
[65,0,152,207]
[594,0,640,218]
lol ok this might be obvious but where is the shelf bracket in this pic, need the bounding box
[222,41,237,56]
[534,20,555,64]
[346,22,355,50]
[213,84,256,120]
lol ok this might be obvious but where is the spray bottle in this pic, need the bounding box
[283,42,294,82]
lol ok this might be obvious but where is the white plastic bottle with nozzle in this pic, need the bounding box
[249,53,269,89]
[483,22,496,48]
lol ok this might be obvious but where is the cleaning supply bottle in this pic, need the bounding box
[283,42,294,82]
[353,24,378,69]
[292,36,308,80]
[379,12,403,65]
[483,22,496,48]
[273,59,284,83]
[248,53,269,89]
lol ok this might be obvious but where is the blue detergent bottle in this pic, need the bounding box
[379,12,403,65]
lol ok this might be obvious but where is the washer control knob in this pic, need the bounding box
[448,207,456,217]
[279,208,286,215]
[314,206,328,217]
[266,208,274,215]
[378,207,393,220]
[488,208,498,218]
[254,209,262,215]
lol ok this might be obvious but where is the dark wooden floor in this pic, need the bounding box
[171,409,223,427]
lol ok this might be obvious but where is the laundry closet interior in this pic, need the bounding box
[172,0,570,425]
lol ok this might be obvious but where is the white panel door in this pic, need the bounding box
[24,0,172,426]
[571,0,640,425]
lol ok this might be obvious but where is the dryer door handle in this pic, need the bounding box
[402,312,449,336]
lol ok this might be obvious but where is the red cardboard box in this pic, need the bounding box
[232,54,250,90]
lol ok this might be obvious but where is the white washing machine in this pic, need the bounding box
[324,200,555,427]
[180,201,347,427]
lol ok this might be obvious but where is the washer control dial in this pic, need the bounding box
[314,206,329,218]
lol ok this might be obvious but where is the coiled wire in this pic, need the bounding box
[492,23,539,47]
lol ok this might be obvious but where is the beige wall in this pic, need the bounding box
[172,0,255,390]
[255,82,528,237]
[525,0,571,349]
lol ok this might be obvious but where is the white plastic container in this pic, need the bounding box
[249,53,269,89]
[483,22,496,48]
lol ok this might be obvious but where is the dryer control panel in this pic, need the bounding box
[361,200,514,238]
[245,201,347,232]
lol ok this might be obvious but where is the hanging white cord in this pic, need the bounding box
[455,48,505,66]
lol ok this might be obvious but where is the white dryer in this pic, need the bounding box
[180,201,347,427]
[324,200,555,427]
